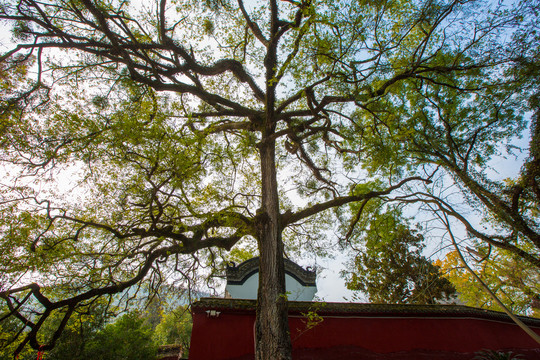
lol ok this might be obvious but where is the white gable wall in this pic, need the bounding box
[225,273,316,301]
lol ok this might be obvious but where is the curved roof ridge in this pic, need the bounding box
[226,257,316,286]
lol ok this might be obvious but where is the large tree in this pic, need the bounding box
[0,0,533,358]
[346,0,540,271]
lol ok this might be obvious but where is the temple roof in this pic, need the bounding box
[192,297,540,327]
[226,257,316,287]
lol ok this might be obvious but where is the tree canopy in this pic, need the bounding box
[0,0,538,358]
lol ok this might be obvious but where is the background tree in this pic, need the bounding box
[0,299,190,360]
[440,245,540,317]
[344,206,456,304]
[0,0,535,358]
[86,311,157,360]
[38,304,109,360]
[153,305,193,357]
[0,295,112,360]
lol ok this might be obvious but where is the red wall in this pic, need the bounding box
[189,307,540,360]
[190,312,255,360]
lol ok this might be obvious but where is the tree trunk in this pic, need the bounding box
[255,136,292,360]
[254,1,292,357]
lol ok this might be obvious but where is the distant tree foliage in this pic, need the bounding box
[0,303,191,360]
[345,209,456,304]
[153,307,193,357]
[441,246,540,317]
[86,312,157,360]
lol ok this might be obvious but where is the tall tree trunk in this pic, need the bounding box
[255,139,292,360]
[254,1,292,358]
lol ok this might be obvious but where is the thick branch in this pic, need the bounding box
[283,176,430,225]
[238,0,269,46]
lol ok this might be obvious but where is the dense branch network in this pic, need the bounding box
[0,0,535,357]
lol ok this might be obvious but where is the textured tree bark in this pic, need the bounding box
[254,1,292,357]
[255,138,292,360]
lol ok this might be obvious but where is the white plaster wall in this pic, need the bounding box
[225,273,316,301]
